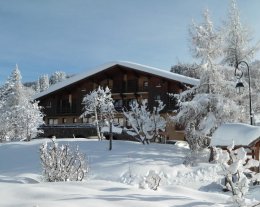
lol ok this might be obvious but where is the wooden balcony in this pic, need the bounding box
[112,80,149,94]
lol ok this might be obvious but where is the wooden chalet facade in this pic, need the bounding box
[33,61,199,139]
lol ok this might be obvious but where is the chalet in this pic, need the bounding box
[33,61,199,139]
[211,123,260,162]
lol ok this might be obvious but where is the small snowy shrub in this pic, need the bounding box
[139,170,161,190]
[215,145,259,207]
[40,139,88,182]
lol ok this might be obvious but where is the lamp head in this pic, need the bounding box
[235,81,244,94]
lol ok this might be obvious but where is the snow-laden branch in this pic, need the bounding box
[123,100,166,144]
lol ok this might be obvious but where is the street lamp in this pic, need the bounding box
[234,61,253,125]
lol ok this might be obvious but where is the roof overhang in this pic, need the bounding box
[33,61,200,100]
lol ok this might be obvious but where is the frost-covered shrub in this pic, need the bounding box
[215,145,259,207]
[139,170,161,190]
[40,139,88,182]
[123,100,166,144]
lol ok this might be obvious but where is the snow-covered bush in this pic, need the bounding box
[40,139,88,182]
[215,145,259,207]
[139,170,161,190]
[123,100,166,144]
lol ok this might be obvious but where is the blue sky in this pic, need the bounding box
[0,0,260,84]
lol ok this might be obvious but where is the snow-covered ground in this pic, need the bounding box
[0,139,259,207]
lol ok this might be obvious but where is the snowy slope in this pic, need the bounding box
[0,139,259,207]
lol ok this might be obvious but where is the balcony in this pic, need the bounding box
[56,103,77,115]
[112,80,148,94]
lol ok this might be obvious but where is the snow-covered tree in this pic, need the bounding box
[218,0,260,124]
[81,86,115,149]
[150,100,167,139]
[171,62,201,79]
[39,74,49,92]
[35,79,40,93]
[215,145,260,206]
[123,100,166,144]
[40,138,88,182]
[49,71,67,85]
[221,0,259,67]
[23,101,44,141]
[189,9,222,66]
[0,65,44,141]
[174,9,242,151]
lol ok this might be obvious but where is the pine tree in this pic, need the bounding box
[222,0,259,67]
[0,65,44,141]
[39,74,50,92]
[189,9,222,66]
[49,71,67,85]
[174,9,242,151]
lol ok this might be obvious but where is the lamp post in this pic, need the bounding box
[234,61,253,125]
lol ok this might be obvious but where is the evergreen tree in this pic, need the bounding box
[39,74,49,92]
[222,0,259,67]
[0,65,44,141]
[189,9,222,66]
[174,9,242,151]
[49,71,67,85]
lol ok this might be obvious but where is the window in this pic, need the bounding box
[128,99,137,107]
[114,100,123,108]
[62,118,67,124]
[154,95,161,100]
[118,118,124,126]
[73,118,77,123]
[82,117,89,123]
[143,81,148,87]
[46,100,52,108]
[49,118,58,125]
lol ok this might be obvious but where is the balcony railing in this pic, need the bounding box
[112,81,148,94]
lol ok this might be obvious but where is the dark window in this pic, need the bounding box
[46,100,52,108]
[114,99,123,111]
[154,95,161,100]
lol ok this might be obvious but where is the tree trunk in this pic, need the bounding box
[109,121,113,151]
[94,107,101,140]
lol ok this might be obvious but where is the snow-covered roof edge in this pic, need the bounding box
[33,61,200,99]
[211,123,260,147]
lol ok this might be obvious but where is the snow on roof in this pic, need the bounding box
[211,123,260,147]
[33,61,199,99]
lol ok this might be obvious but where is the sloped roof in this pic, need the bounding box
[211,123,260,147]
[33,61,199,99]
